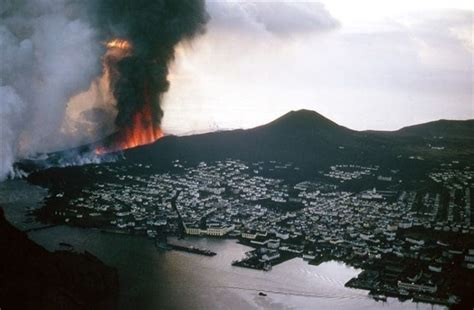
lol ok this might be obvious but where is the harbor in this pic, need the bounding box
[27,224,442,310]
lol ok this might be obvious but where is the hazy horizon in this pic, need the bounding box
[157,0,473,135]
[165,108,474,136]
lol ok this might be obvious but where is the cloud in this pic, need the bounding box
[206,1,339,36]
[162,3,473,135]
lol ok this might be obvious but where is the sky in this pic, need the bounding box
[161,0,473,134]
[0,0,472,180]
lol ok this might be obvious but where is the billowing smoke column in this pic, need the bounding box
[94,0,208,153]
[0,0,208,180]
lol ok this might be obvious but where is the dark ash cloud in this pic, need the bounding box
[95,0,209,129]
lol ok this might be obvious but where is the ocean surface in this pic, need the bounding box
[1,180,444,310]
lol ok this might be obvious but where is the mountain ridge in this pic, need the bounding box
[395,118,474,139]
[15,109,474,174]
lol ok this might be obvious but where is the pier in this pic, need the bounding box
[154,231,216,256]
[168,243,216,256]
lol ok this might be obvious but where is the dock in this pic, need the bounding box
[168,243,216,256]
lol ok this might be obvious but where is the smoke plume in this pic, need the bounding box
[96,0,207,131]
[0,0,208,180]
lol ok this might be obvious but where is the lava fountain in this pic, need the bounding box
[89,1,207,155]
[95,104,164,155]
[95,39,164,154]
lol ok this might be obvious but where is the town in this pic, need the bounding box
[37,158,474,307]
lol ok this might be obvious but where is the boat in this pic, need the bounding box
[259,292,267,296]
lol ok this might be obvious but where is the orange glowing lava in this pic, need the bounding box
[120,103,164,149]
[106,38,132,50]
[95,103,163,154]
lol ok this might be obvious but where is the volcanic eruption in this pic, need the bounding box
[94,37,164,154]
[93,0,208,154]
[0,0,208,179]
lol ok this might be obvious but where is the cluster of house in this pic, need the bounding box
[429,166,473,227]
[429,166,473,187]
[62,160,473,245]
[322,164,379,182]
[54,159,473,301]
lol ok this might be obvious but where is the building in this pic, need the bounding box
[398,281,437,294]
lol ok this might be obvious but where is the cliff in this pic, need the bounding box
[0,207,118,309]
